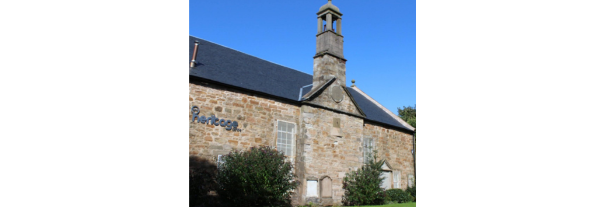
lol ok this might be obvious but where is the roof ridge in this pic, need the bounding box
[350,86,415,131]
[190,35,312,77]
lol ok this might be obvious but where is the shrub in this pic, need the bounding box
[385,189,405,203]
[405,185,416,202]
[342,151,386,206]
[385,188,414,203]
[216,146,299,207]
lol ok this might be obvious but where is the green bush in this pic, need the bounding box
[405,185,416,202]
[385,189,405,203]
[342,151,386,206]
[216,146,299,207]
[385,188,414,203]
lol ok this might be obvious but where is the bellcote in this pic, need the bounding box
[313,0,346,89]
[315,0,344,59]
[317,0,342,35]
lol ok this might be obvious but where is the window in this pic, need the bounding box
[394,171,400,188]
[277,121,296,158]
[408,174,415,188]
[363,138,374,164]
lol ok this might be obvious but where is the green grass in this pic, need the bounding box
[345,202,416,207]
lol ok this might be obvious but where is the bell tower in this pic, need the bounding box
[313,0,346,89]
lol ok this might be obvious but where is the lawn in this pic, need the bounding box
[346,203,416,207]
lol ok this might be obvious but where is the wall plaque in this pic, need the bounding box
[330,85,344,103]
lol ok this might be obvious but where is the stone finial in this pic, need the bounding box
[351,79,356,87]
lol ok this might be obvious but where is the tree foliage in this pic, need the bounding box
[385,188,415,203]
[342,150,386,206]
[397,105,416,128]
[216,146,299,207]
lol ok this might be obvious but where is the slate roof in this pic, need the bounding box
[189,36,312,101]
[346,88,412,131]
[189,35,413,132]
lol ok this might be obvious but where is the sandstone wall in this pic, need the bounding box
[313,54,346,88]
[299,105,364,205]
[189,80,415,206]
[364,123,415,189]
[189,81,301,162]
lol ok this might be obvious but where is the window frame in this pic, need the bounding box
[363,138,375,164]
[275,120,297,162]
[393,171,400,188]
[408,174,415,188]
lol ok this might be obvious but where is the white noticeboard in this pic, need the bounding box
[307,180,318,197]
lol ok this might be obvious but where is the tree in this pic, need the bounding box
[342,150,386,206]
[397,105,416,128]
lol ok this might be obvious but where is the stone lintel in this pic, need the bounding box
[306,176,319,181]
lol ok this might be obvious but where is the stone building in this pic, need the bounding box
[189,1,415,205]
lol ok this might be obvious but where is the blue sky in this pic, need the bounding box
[190,0,416,114]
